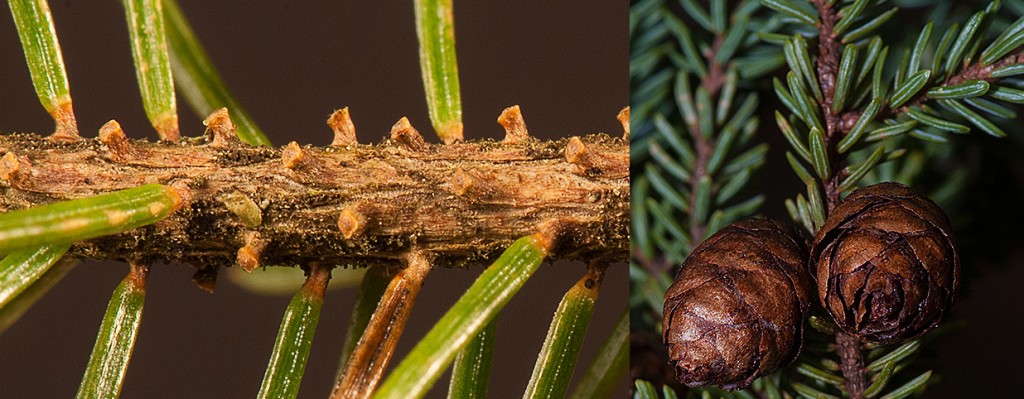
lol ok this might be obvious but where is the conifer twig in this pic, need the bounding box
[0,124,627,268]
[836,332,867,399]
[811,1,868,395]
[812,0,846,208]
[683,26,730,243]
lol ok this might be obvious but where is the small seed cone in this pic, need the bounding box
[812,182,959,345]
[663,218,813,390]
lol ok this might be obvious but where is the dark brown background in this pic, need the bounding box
[0,2,627,398]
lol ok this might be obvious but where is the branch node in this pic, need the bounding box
[617,106,630,140]
[450,167,476,196]
[281,141,323,171]
[402,250,434,279]
[155,114,181,142]
[565,136,628,177]
[449,167,497,198]
[338,205,369,239]
[536,221,563,254]
[49,100,80,141]
[390,117,427,151]
[584,258,610,290]
[204,108,240,147]
[565,137,591,165]
[0,152,26,184]
[328,107,358,146]
[191,266,218,294]
[236,231,268,273]
[98,120,134,161]
[168,181,194,213]
[127,260,151,290]
[498,105,530,143]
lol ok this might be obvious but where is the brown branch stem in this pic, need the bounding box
[814,0,845,210]
[0,129,628,272]
[836,332,867,399]
[813,1,868,397]
[688,137,712,243]
[685,30,729,244]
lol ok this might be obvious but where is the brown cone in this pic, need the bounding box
[812,182,959,345]
[663,218,813,390]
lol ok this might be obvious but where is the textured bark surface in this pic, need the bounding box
[835,332,867,399]
[0,128,628,271]
[813,182,959,345]
[662,218,813,390]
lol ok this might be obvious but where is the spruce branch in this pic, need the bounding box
[805,1,870,394]
[634,1,775,264]
[4,1,627,397]
[636,0,1022,397]
[0,114,628,270]
[765,1,1024,398]
[809,0,849,208]
[835,332,867,399]
[681,27,728,245]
